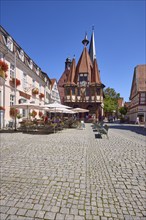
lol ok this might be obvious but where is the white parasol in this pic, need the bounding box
[72,107,89,113]
[12,103,44,110]
[11,103,44,119]
[42,101,71,109]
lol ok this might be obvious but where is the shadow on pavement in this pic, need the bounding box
[95,133,102,139]
[109,123,146,136]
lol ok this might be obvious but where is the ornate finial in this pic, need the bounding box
[82,32,89,46]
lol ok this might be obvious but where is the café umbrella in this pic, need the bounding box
[72,107,89,119]
[45,107,74,114]
[42,102,72,133]
[72,107,89,113]
[11,103,44,119]
[42,101,71,109]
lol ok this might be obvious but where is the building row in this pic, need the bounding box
[126,64,146,123]
[0,25,146,128]
[57,30,146,124]
[0,26,60,128]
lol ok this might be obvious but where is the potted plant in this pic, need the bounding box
[39,111,43,118]
[16,113,22,119]
[0,106,5,111]
[0,60,8,79]
[10,78,21,87]
[10,107,19,118]
[39,93,45,99]
[30,110,37,118]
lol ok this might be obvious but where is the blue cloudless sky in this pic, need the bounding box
[1,0,145,102]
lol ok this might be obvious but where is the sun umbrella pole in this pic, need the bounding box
[53,108,56,133]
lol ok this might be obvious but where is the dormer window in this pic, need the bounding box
[29,60,33,69]
[36,67,39,75]
[7,36,13,52]
[79,73,88,86]
[0,52,3,59]
[32,79,35,87]
[19,49,24,62]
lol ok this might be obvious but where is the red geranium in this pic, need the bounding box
[0,60,8,72]
[10,107,19,117]
[0,106,5,111]
[30,110,37,118]
[39,111,43,118]
[39,93,45,99]
[11,78,21,87]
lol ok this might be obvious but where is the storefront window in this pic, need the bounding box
[66,87,70,95]
[96,88,100,95]
[90,88,95,96]
[71,87,75,95]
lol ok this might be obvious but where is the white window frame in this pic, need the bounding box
[22,72,27,89]
[32,79,35,88]
[10,63,15,78]
[10,94,15,106]
[19,49,24,62]
[7,36,13,51]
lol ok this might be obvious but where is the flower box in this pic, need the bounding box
[10,107,19,118]
[0,70,7,79]
[10,78,21,87]
[32,88,39,95]
[0,60,8,80]
[0,60,8,72]
[0,106,5,111]
[39,93,45,99]
[30,110,37,118]
[39,111,43,118]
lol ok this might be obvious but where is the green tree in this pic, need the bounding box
[103,87,120,116]
[119,106,127,116]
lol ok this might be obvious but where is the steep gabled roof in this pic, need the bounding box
[130,64,146,99]
[57,68,70,103]
[50,78,57,89]
[74,47,93,83]
[58,68,70,87]
[89,29,96,63]
[58,30,105,89]
[41,71,52,84]
[66,58,76,85]
[91,59,101,84]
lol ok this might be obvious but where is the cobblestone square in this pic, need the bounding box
[0,123,145,220]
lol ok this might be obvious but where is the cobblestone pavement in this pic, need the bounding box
[0,123,145,220]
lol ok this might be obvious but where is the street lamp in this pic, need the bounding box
[0,48,9,129]
[14,51,17,131]
[101,102,104,117]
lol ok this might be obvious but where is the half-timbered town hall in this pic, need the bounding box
[58,29,105,120]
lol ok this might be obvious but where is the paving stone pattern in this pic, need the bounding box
[0,123,145,220]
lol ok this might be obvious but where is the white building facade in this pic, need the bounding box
[127,65,146,123]
[50,79,61,103]
[0,26,52,128]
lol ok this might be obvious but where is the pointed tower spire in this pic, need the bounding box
[66,58,76,85]
[82,32,89,46]
[89,26,96,63]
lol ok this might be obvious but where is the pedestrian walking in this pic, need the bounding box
[135,116,140,125]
